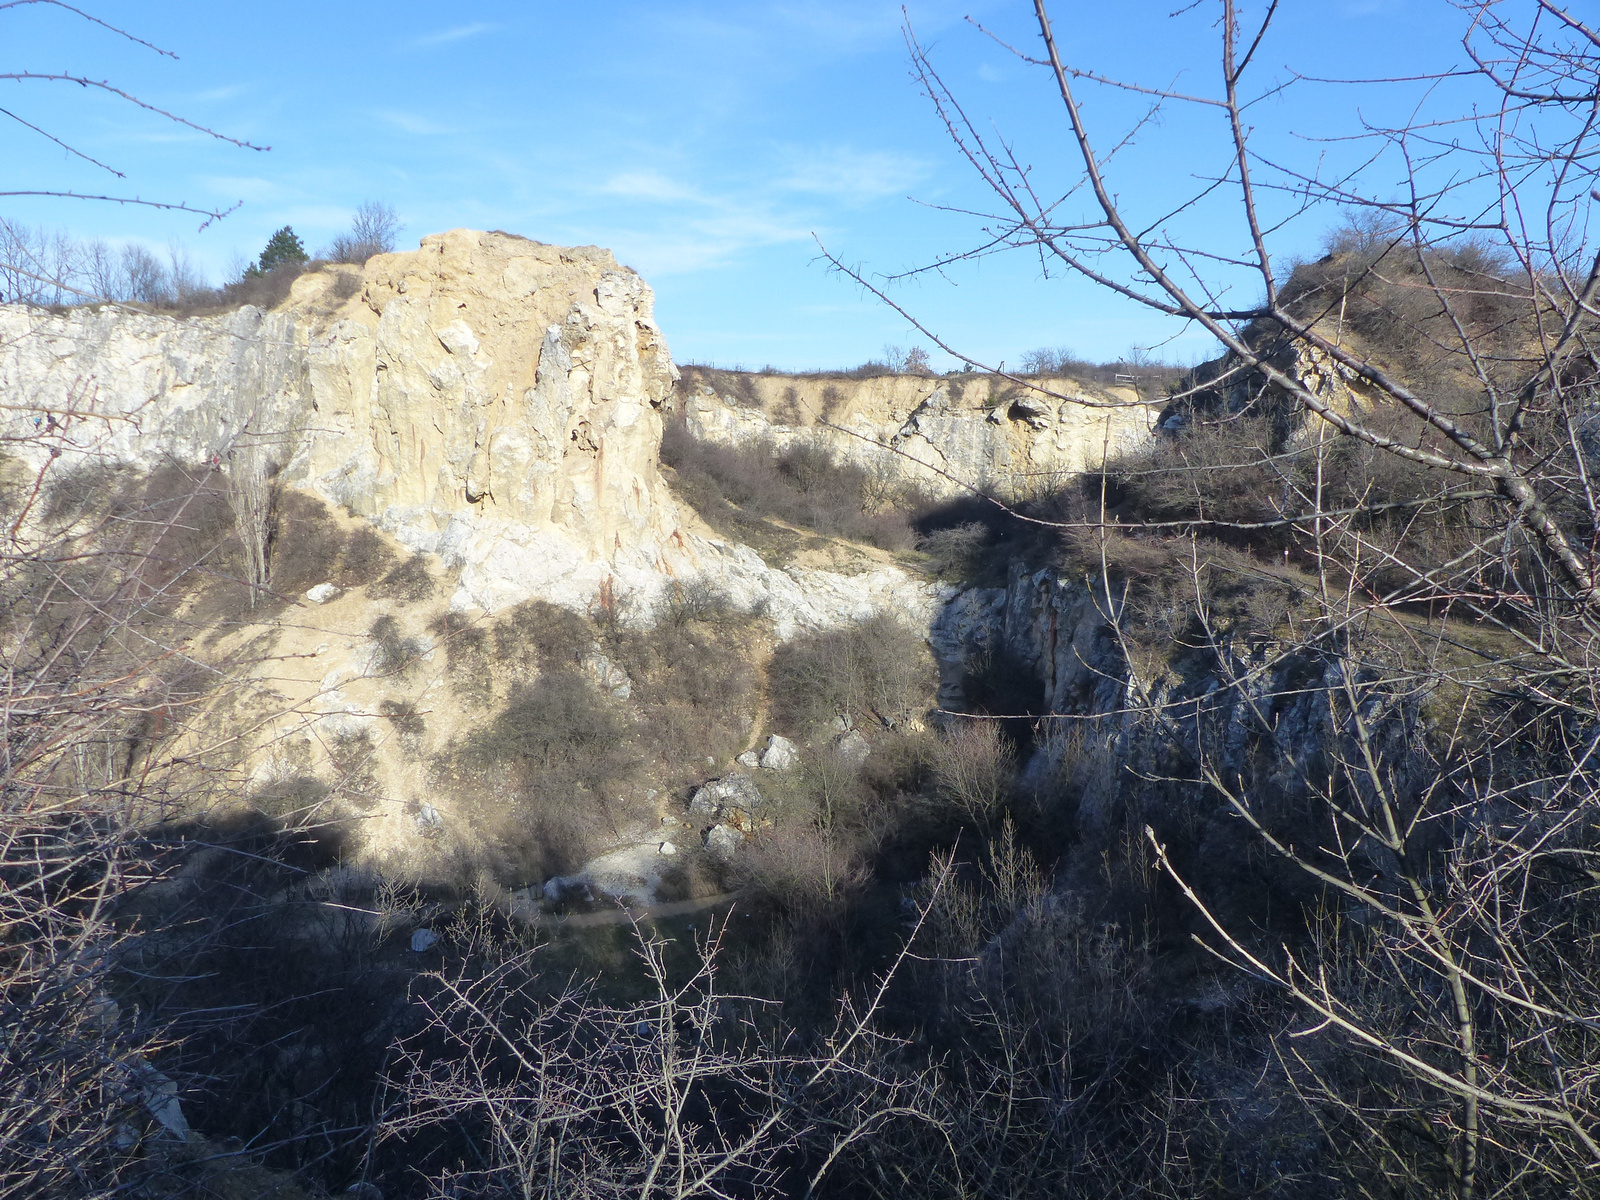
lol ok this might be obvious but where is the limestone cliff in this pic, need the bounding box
[1,231,699,615]
[676,365,1160,500]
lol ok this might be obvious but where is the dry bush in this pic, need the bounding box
[927,720,1017,832]
[605,602,762,785]
[492,598,593,673]
[268,490,399,597]
[367,614,426,678]
[451,670,640,877]
[339,524,397,587]
[203,262,306,312]
[916,520,991,580]
[383,898,949,1200]
[769,614,935,735]
[380,698,426,749]
[733,819,872,924]
[428,599,592,710]
[816,826,1314,1200]
[116,813,400,1187]
[0,807,168,1198]
[658,575,747,625]
[1019,344,1188,390]
[460,671,638,798]
[660,418,928,555]
[326,731,381,808]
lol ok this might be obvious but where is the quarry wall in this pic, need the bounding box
[676,365,1160,500]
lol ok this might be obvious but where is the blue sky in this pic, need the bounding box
[6,1,1476,370]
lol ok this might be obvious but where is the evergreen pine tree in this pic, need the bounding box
[246,226,308,277]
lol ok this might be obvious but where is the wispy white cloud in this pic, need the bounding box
[600,171,706,204]
[607,225,807,277]
[587,167,814,275]
[772,146,928,204]
[977,62,1006,83]
[370,109,456,136]
[197,175,281,203]
[407,22,496,50]
[586,144,923,275]
[768,3,903,49]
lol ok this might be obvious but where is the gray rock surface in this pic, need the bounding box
[583,650,633,698]
[759,734,798,770]
[705,823,744,861]
[835,730,871,769]
[410,928,439,952]
[689,773,763,821]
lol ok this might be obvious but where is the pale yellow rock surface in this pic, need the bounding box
[676,366,1162,500]
[294,231,690,613]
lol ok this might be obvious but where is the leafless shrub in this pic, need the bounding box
[660,576,745,625]
[453,670,639,861]
[337,525,395,587]
[734,819,871,923]
[267,491,397,599]
[380,698,426,748]
[660,418,930,556]
[769,614,936,735]
[368,552,435,602]
[916,520,990,580]
[606,604,763,785]
[385,893,948,1200]
[367,615,426,678]
[927,720,1016,832]
[326,200,402,265]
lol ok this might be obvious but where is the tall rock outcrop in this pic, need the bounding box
[296,232,686,612]
[0,231,689,613]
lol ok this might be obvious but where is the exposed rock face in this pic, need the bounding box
[300,233,686,612]
[931,561,1409,841]
[0,231,947,633]
[1155,330,1371,437]
[0,231,686,613]
[0,302,307,469]
[676,366,1159,500]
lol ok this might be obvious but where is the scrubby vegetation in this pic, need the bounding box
[660,416,931,558]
